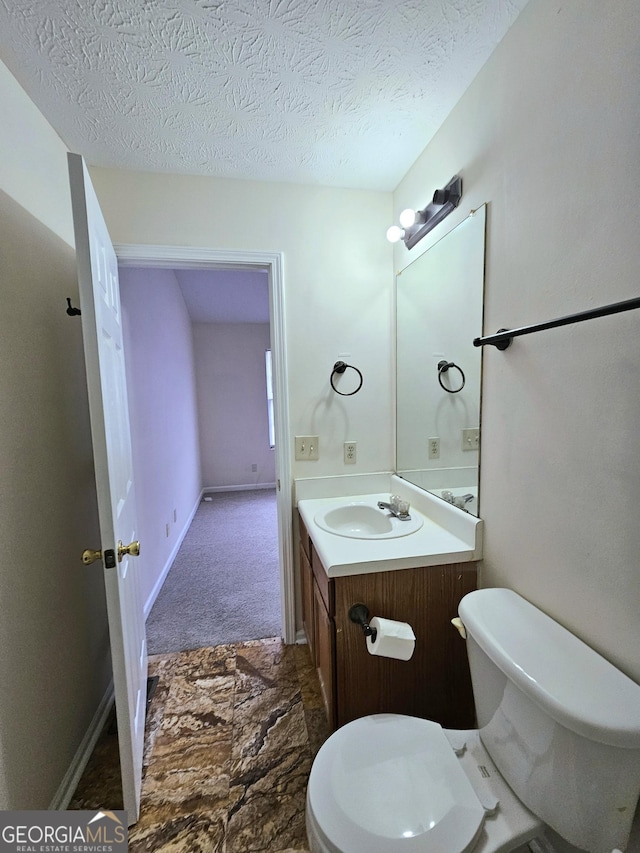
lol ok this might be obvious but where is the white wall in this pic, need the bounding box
[0,60,110,808]
[194,323,276,489]
[120,267,202,611]
[394,0,640,683]
[0,60,74,246]
[88,170,394,484]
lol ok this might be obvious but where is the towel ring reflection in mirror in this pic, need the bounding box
[330,361,363,396]
[437,360,465,393]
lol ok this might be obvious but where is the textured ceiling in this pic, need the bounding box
[0,0,529,190]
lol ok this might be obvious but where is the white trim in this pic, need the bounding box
[49,680,115,810]
[268,251,296,644]
[143,488,202,620]
[116,245,275,270]
[114,244,295,644]
[203,482,277,493]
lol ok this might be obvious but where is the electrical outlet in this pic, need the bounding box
[295,435,319,460]
[428,437,440,459]
[251,463,258,472]
[344,441,357,464]
[462,428,480,451]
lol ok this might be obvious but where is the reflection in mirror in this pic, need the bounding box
[396,205,486,516]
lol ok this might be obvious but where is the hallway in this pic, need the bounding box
[146,489,280,653]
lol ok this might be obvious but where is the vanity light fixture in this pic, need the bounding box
[387,175,462,250]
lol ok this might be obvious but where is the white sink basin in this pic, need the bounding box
[314,502,424,539]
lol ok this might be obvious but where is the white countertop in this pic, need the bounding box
[297,487,482,578]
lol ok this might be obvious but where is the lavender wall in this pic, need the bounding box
[120,267,202,612]
[193,323,276,489]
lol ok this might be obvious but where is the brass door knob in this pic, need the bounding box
[82,548,102,565]
[118,540,141,562]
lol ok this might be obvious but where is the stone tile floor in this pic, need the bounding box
[70,638,330,852]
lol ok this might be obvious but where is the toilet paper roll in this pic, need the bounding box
[366,616,416,661]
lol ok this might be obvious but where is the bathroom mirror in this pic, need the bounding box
[395,205,486,515]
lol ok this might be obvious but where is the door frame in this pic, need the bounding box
[115,243,295,644]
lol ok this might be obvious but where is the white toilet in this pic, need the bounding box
[306,588,640,853]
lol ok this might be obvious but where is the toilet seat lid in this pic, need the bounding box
[308,714,485,853]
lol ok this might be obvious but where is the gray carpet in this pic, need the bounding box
[146,489,281,654]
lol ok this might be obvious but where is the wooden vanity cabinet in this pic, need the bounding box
[312,577,335,729]
[333,565,477,728]
[298,511,476,731]
[299,539,315,661]
[299,514,336,728]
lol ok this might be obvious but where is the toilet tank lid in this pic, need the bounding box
[459,588,640,749]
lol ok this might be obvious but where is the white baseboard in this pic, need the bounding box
[143,490,203,619]
[203,482,277,493]
[50,681,115,810]
[295,629,308,645]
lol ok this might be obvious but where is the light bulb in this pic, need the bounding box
[399,208,417,228]
[386,224,404,243]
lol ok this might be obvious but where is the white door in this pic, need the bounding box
[68,153,147,823]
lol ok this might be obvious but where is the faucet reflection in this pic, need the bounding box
[442,491,475,512]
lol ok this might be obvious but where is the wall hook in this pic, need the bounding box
[330,361,363,396]
[66,298,82,316]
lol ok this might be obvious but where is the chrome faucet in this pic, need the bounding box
[442,490,475,511]
[377,495,411,520]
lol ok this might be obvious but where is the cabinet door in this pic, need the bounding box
[300,542,315,661]
[313,577,336,730]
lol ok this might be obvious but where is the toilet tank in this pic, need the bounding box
[459,588,640,853]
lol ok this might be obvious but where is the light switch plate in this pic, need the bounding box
[295,435,319,460]
[462,428,480,451]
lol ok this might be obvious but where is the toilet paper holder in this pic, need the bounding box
[348,603,377,642]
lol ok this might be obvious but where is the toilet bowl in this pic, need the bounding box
[306,589,640,853]
[306,714,542,853]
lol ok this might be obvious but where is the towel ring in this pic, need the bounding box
[330,361,363,396]
[437,360,465,393]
